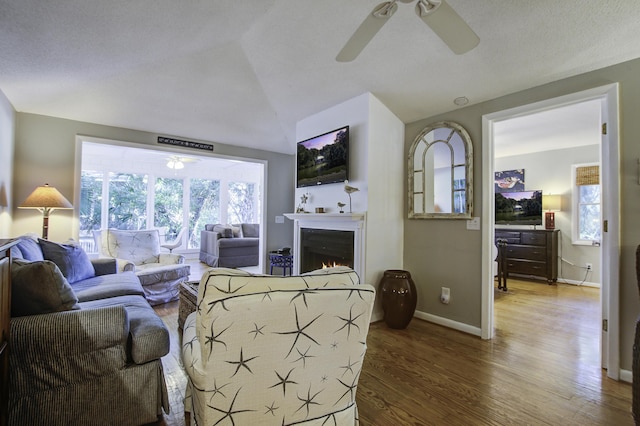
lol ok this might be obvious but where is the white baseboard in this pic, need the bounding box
[620,368,632,383]
[558,278,600,288]
[413,310,482,337]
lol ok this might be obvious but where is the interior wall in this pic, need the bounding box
[295,92,405,292]
[0,90,14,238]
[12,113,294,256]
[403,56,640,370]
[295,93,369,214]
[496,145,601,284]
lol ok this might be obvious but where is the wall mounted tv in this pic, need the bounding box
[495,190,543,226]
[296,125,349,188]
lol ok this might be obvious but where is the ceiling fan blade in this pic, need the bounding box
[415,0,479,55]
[336,2,398,62]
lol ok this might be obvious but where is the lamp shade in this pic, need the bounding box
[19,184,73,209]
[542,194,561,212]
[19,184,73,239]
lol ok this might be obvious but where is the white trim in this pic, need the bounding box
[73,134,270,274]
[414,310,482,337]
[481,83,620,380]
[619,369,632,384]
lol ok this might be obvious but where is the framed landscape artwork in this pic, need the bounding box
[494,169,525,193]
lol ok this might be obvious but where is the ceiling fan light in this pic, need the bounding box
[167,160,175,169]
[174,161,184,170]
[416,0,441,16]
[373,1,398,19]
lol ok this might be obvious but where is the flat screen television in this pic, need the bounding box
[296,125,349,188]
[495,190,543,226]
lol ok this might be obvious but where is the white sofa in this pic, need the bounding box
[94,228,191,305]
[181,266,375,425]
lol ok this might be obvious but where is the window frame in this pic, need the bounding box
[571,162,601,246]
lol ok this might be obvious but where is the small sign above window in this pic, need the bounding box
[158,136,214,152]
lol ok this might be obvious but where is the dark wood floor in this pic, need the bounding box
[152,269,633,425]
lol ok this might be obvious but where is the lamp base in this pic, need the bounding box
[545,211,555,230]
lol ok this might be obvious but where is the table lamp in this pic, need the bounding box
[542,194,561,230]
[19,183,73,239]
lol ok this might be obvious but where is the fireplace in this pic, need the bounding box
[300,228,354,273]
[285,212,366,278]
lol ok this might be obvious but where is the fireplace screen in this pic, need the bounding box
[300,228,354,273]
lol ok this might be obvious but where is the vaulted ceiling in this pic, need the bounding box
[1,1,639,154]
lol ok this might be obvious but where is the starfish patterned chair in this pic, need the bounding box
[181,266,375,425]
[94,228,190,305]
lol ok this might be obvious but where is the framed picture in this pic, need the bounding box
[495,169,525,193]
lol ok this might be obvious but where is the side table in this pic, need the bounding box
[269,253,293,276]
[178,280,199,329]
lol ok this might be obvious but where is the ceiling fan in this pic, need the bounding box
[165,155,200,170]
[336,0,479,62]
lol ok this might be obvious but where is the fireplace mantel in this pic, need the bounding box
[285,212,366,277]
[284,212,365,221]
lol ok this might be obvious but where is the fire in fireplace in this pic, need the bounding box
[300,228,354,273]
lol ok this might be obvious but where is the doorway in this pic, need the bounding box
[480,84,620,379]
[73,135,268,272]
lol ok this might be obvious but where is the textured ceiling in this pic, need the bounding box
[1,0,639,154]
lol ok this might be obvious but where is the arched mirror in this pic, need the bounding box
[408,121,473,219]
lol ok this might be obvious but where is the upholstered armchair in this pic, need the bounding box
[181,267,375,425]
[94,229,190,305]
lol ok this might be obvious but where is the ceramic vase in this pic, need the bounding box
[379,269,417,329]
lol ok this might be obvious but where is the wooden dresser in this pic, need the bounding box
[494,229,559,283]
[0,239,17,426]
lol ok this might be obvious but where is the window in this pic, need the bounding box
[572,164,600,244]
[189,179,220,249]
[228,182,258,224]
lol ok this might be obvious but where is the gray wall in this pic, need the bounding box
[12,112,294,257]
[404,56,640,370]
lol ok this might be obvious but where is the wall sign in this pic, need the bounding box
[158,136,214,152]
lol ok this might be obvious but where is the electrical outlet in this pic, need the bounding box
[586,263,593,271]
[440,287,450,304]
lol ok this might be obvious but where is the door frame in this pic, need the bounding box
[480,83,620,379]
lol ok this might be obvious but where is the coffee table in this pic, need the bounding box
[178,280,199,329]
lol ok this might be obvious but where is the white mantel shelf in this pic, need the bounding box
[284,212,366,221]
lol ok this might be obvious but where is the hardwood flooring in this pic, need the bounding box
[152,269,632,425]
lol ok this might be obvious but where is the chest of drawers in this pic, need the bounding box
[495,229,559,283]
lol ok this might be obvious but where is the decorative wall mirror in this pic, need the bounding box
[408,121,473,219]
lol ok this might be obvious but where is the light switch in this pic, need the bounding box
[466,217,480,230]
[275,215,285,224]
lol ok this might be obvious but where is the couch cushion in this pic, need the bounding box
[212,224,233,238]
[135,263,191,286]
[39,238,95,284]
[71,271,145,302]
[107,229,160,265]
[240,223,259,238]
[79,295,170,364]
[11,259,80,316]
[15,236,45,262]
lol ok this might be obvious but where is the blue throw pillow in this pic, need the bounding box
[16,236,45,261]
[39,239,95,284]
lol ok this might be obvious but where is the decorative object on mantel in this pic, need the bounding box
[379,269,417,329]
[296,193,309,213]
[315,207,325,213]
[343,180,359,213]
[337,202,346,213]
[18,183,73,239]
